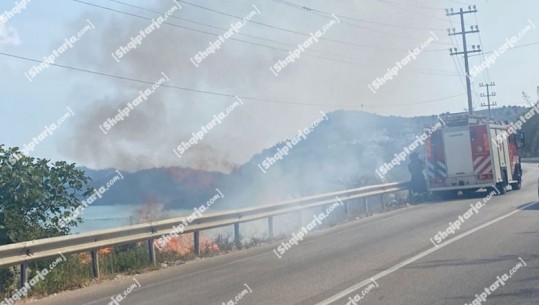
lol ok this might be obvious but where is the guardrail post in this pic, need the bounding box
[147,239,156,265]
[90,250,100,279]
[344,200,350,219]
[268,217,274,239]
[194,231,200,256]
[19,263,27,290]
[380,194,386,212]
[234,223,241,249]
[363,198,370,216]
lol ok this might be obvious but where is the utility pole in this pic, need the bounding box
[480,82,496,120]
[446,6,481,115]
[522,92,534,107]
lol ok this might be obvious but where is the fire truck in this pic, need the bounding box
[424,113,524,198]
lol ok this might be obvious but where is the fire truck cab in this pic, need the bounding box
[424,113,523,198]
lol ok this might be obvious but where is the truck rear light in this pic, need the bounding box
[478,174,493,180]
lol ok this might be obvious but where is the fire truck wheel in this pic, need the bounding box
[510,181,522,191]
[495,170,509,195]
[511,167,522,191]
[495,183,507,195]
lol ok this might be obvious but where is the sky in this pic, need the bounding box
[0,0,538,172]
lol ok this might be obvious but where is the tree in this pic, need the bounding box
[0,145,94,245]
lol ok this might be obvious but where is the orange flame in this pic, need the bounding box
[77,247,112,264]
[154,233,219,256]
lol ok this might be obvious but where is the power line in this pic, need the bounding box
[176,0,452,46]
[73,1,400,66]
[75,0,429,54]
[110,0,342,56]
[0,51,464,109]
[470,12,491,112]
[106,0,414,58]
[469,41,539,56]
[176,0,389,48]
[473,12,491,82]
[447,6,481,114]
[272,0,447,30]
[448,14,470,107]
[448,16,467,91]
[273,0,448,32]
[270,0,451,43]
[73,1,290,51]
[112,0,297,50]
[448,15,481,111]
[75,0,459,76]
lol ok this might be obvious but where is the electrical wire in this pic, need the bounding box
[74,0,427,54]
[272,0,447,30]
[269,0,453,46]
[75,0,459,76]
[0,51,464,109]
[176,0,452,46]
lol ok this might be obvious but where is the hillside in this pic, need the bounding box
[519,106,539,157]
[84,107,526,211]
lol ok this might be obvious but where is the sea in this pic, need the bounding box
[74,204,192,233]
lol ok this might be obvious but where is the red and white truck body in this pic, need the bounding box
[424,114,522,194]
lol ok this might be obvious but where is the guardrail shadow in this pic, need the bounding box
[518,201,539,210]
[420,187,526,205]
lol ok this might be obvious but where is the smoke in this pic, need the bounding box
[58,0,449,172]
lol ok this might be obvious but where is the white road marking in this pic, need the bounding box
[314,201,538,305]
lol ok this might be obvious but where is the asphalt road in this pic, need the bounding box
[29,164,539,305]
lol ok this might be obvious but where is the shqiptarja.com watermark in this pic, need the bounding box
[375,115,445,180]
[56,170,124,229]
[273,197,343,259]
[7,107,75,168]
[173,96,244,159]
[0,0,31,28]
[99,72,170,135]
[469,19,535,79]
[345,278,379,305]
[464,257,526,305]
[258,111,328,173]
[24,19,95,81]
[221,283,253,305]
[107,278,141,305]
[368,31,438,94]
[190,5,260,67]
[493,102,539,147]
[1,252,66,305]
[155,188,224,250]
[269,15,340,76]
[430,187,497,247]
[111,0,182,63]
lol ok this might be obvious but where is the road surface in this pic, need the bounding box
[30,164,539,305]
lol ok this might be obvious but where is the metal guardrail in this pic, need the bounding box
[0,182,408,283]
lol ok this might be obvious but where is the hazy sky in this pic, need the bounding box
[1,0,538,172]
